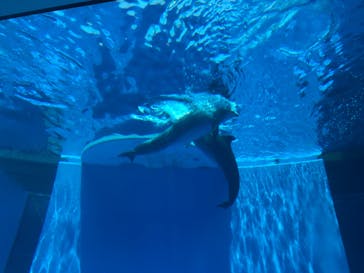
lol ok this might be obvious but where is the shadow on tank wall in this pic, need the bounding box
[315,2,364,271]
[0,156,58,273]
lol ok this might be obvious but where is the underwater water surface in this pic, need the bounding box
[1,0,363,272]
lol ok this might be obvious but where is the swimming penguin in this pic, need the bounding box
[193,132,240,208]
[120,93,238,161]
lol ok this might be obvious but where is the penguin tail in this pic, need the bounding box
[119,151,136,162]
[217,200,233,209]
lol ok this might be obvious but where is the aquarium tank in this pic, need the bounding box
[0,0,363,272]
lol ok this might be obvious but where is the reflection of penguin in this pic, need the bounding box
[120,93,238,161]
[194,132,240,208]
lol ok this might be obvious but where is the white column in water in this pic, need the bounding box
[30,136,89,273]
[230,159,349,273]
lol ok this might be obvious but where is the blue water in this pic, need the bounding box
[1,0,363,272]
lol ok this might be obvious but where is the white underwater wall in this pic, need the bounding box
[231,159,349,273]
[30,158,81,273]
[30,157,348,273]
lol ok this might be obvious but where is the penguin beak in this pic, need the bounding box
[231,103,240,116]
